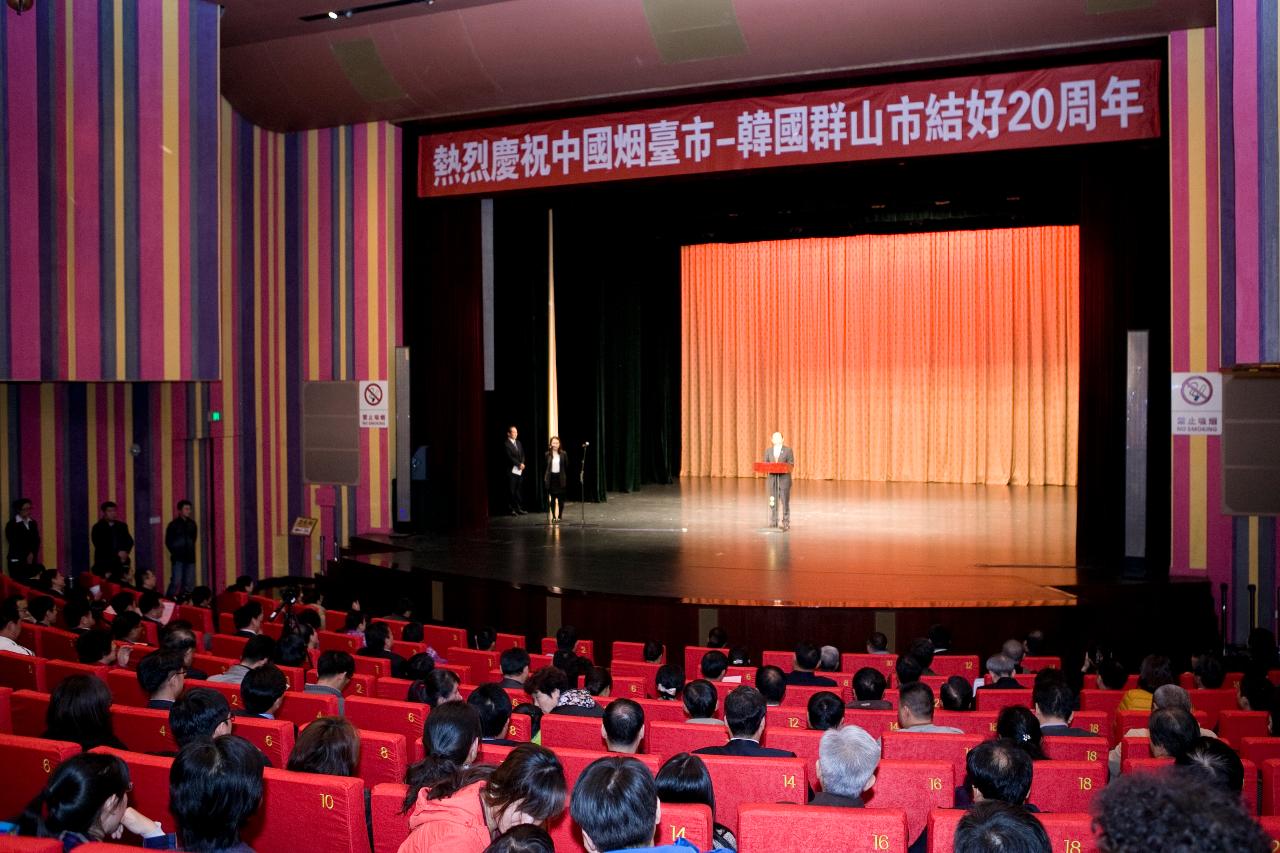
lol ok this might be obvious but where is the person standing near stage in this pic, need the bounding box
[91,501,135,579]
[5,498,41,581]
[544,436,568,524]
[763,432,795,531]
[505,425,527,515]
[165,500,199,599]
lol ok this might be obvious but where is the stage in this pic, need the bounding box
[354,478,1079,609]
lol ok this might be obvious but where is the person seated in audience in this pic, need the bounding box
[699,650,730,682]
[272,630,312,675]
[1147,707,1200,761]
[209,634,275,685]
[188,585,214,609]
[1176,736,1244,794]
[1001,639,1027,674]
[818,645,841,672]
[954,801,1050,853]
[233,602,263,638]
[966,739,1035,808]
[602,698,645,754]
[848,667,892,710]
[0,597,33,655]
[981,655,1021,691]
[756,664,787,705]
[292,607,321,635]
[929,625,954,655]
[807,690,844,731]
[470,683,519,747]
[941,676,974,711]
[341,609,368,645]
[513,702,544,745]
[571,756,684,853]
[404,651,436,683]
[552,649,583,680]
[111,610,144,644]
[356,621,406,678]
[681,679,723,726]
[866,631,890,655]
[138,591,165,626]
[43,674,127,751]
[75,629,124,666]
[238,663,287,720]
[584,666,612,698]
[287,716,360,777]
[400,743,567,853]
[16,752,173,850]
[500,647,531,689]
[1117,654,1177,711]
[403,700,485,809]
[137,649,187,710]
[556,624,579,653]
[811,724,879,807]
[894,654,924,687]
[655,664,684,701]
[1238,671,1275,712]
[906,638,937,676]
[694,685,795,757]
[643,640,664,664]
[401,621,425,644]
[1095,657,1129,691]
[654,752,736,850]
[27,594,57,627]
[897,682,962,734]
[230,575,258,595]
[1032,679,1090,736]
[171,735,266,853]
[534,665,603,717]
[305,650,354,713]
[787,641,838,686]
[159,621,207,680]
[1108,684,1216,776]
[996,706,1045,760]
[484,825,555,853]
[136,568,158,592]
[64,598,96,634]
[706,626,728,648]
[1093,765,1270,852]
[1193,653,1226,689]
[170,687,234,748]
[473,626,497,652]
[410,668,463,707]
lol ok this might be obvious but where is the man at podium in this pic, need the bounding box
[762,431,794,531]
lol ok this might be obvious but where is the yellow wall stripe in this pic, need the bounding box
[162,2,181,376]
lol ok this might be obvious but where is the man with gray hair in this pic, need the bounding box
[1108,684,1217,776]
[812,724,880,807]
[1001,639,1026,672]
[980,654,1021,691]
[818,645,841,672]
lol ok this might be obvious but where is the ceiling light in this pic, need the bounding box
[328,10,338,18]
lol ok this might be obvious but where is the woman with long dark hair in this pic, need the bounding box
[996,706,1046,761]
[288,717,361,777]
[401,700,484,811]
[654,752,737,849]
[43,675,126,752]
[543,437,569,524]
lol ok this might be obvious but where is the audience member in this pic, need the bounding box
[188,586,213,608]
[906,638,936,675]
[929,625,953,654]
[209,634,275,685]
[500,647,531,688]
[342,610,368,644]
[0,596,33,655]
[897,683,962,733]
[1093,768,1269,852]
[170,687,234,748]
[570,756,676,853]
[556,625,579,653]
[239,664,287,719]
[1033,679,1091,736]
[756,665,786,705]
[64,598,95,634]
[136,568,158,592]
[474,626,498,652]
[940,676,974,711]
[138,591,165,625]
[1192,654,1226,689]
[812,725,879,807]
[527,666,602,718]
[1148,707,1199,760]
[866,632,890,654]
[954,801,1050,853]
[233,602,263,638]
[807,691,844,731]
[409,668,462,707]
[1001,638,1027,673]
[109,591,139,617]
[356,621,406,678]
[654,752,736,849]
[469,683,518,746]
[894,654,923,687]
[602,698,645,754]
[1096,658,1129,691]
[1175,736,1244,794]
[43,674,126,751]
[1238,672,1276,712]
[75,630,120,666]
[287,716,360,777]
[404,652,436,684]
[399,743,566,853]
[706,626,728,648]
[159,622,207,680]
[818,645,841,672]
[402,621,425,644]
[694,686,795,757]
[272,632,312,672]
[111,611,144,644]
[699,650,729,682]
[642,640,664,664]
[996,706,1045,760]
[27,594,57,626]
[552,650,582,680]
[982,654,1021,690]
[788,641,837,686]
[966,739,1034,806]
[483,825,555,853]
[1108,685,1215,776]
[584,666,612,698]
[682,679,722,726]
[1117,654,1176,711]
[170,735,265,853]
[305,650,354,713]
[654,664,684,701]
[15,752,170,849]
[403,700,484,809]
[848,667,891,710]
[136,649,187,710]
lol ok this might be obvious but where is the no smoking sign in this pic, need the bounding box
[359,380,389,429]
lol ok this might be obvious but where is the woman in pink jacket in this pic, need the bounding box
[398,742,566,853]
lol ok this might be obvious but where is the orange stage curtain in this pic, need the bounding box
[680,226,1079,486]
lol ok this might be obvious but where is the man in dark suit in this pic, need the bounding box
[763,432,795,531]
[787,641,838,687]
[233,602,263,638]
[355,621,406,679]
[1033,680,1094,737]
[137,649,187,711]
[693,685,796,758]
[504,425,527,515]
[238,663,288,721]
[91,501,134,578]
[5,498,41,581]
[499,647,531,689]
[980,654,1022,691]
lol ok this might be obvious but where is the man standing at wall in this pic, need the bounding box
[166,500,198,599]
[505,425,527,515]
[91,501,134,579]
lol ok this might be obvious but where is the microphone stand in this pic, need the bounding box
[579,443,589,527]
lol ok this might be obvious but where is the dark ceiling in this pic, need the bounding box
[219,0,1215,132]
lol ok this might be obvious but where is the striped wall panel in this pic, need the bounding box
[0,0,220,381]
[0,105,402,587]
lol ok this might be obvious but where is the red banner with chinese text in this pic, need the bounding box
[419,60,1161,197]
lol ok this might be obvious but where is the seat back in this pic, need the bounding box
[844,709,900,739]
[843,653,898,684]
[0,838,63,853]
[612,675,647,699]
[30,626,79,662]
[344,695,429,745]
[647,721,726,756]
[321,609,348,632]
[546,800,713,853]
[1260,816,1280,847]
[370,783,410,853]
[351,728,409,787]
[760,650,793,669]
[1243,737,1280,770]
[494,633,524,652]
[1042,735,1108,763]
[761,727,825,783]
[0,733,80,819]
[10,689,51,737]
[612,641,662,663]
[741,803,907,852]
[353,655,395,680]
[1021,656,1062,673]
[1265,758,1280,816]
[556,747,662,792]
[1079,689,1124,714]
[633,698,691,723]
[766,705,811,732]
[389,640,424,660]
[609,661,660,697]
[931,711,996,738]
[210,634,249,660]
[1220,710,1271,744]
[683,646,716,680]
[698,754,807,833]
[974,688,1032,712]
[421,625,466,652]
[0,650,45,692]
[374,676,415,701]
[779,683,839,708]
[111,704,177,753]
[1028,760,1106,813]
[540,637,594,660]
[1069,711,1111,743]
[176,604,214,634]
[1115,708,1209,736]
[541,713,607,752]
[931,656,980,679]
[44,659,108,690]
[90,747,177,830]
[0,685,12,733]
[191,653,237,678]
[445,647,500,684]
[864,759,954,845]
[233,715,295,767]
[244,768,370,853]
[275,691,340,728]
[927,809,1098,853]
[186,677,244,712]
[881,731,984,783]
[1187,688,1240,729]
[317,631,361,654]
[104,668,149,708]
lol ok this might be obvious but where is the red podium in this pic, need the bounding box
[753,463,793,476]
[753,462,793,528]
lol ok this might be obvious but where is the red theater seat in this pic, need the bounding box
[371,783,411,853]
[931,656,979,679]
[0,651,45,691]
[541,714,607,752]
[176,604,214,634]
[1120,736,1150,761]
[682,646,716,680]
[724,666,756,685]
[374,676,415,701]
[11,689,50,737]
[478,742,515,764]
[974,688,1032,712]
[780,684,838,708]
[1021,656,1062,673]
[1242,737,1280,769]
[633,698,691,724]
[760,650,792,668]
[697,754,807,834]
[105,668,148,707]
[233,715,296,767]
[91,748,177,830]
[191,653,237,677]
[275,690,340,728]
[612,675,646,699]
[882,731,984,783]
[927,809,1098,853]
[864,760,954,845]
[612,641,662,663]
[317,631,361,654]
[243,768,370,853]
[1115,709,1209,737]
[390,641,424,660]
[111,705,177,753]
[321,610,347,633]
[44,659,108,690]
[506,712,532,742]
[1043,735,1108,763]
[1079,689,1124,715]
[647,721,726,756]
[555,747,662,792]
[931,711,996,737]
[211,634,249,660]
[548,800,711,853]
[1266,759,1280,815]
[20,626,79,662]
[422,625,466,652]
[540,638,594,660]
[844,709,899,739]
[494,633,524,651]
[843,653,898,683]
[766,705,811,732]
[1187,688,1240,728]
[740,803,907,853]
[1068,711,1110,743]
[762,727,824,782]
[186,678,244,712]
[0,839,63,853]
[1124,756,1258,813]
[445,647,501,683]
[1220,710,1271,744]
[1028,760,1106,813]
[0,685,12,732]
[344,695,429,745]
[0,733,80,819]
[1261,817,1280,847]
[350,728,408,787]
[353,655,396,680]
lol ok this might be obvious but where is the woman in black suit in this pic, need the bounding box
[544,436,569,523]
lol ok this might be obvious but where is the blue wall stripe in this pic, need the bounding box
[36,1,55,378]
[0,0,10,376]
[99,0,117,379]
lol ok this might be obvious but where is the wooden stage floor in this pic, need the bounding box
[356,478,1079,609]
